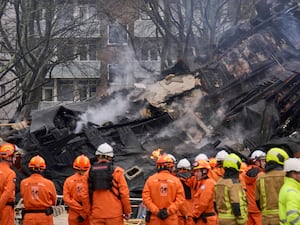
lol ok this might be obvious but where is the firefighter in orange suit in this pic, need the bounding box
[192,160,217,225]
[20,155,57,225]
[176,158,195,225]
[142,153,185,225]
[63,154,91,225]
[84,143,132,225]
[240,150,266,225]
[210,150,228,182]
[255,147,289,225]
[0,142,16,225]
[214,153,248,225]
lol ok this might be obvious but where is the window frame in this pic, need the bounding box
[107,64,127,84]
[107,24,128,46]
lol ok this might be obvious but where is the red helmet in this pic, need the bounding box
[73,154,90,171]
[0,143,15,158]
[28,155,46,170]
[156,154,174,169]
[193,160,211,170]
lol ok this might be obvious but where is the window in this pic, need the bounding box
[78,45,88,61]
[42,79,54,101]
[77,43,97,61]
[150,48,159,60]
[57,43,74,60]
[57,4,74,24]
[108,24,128,45]
[108,64,126,84]
[89,81,97,97]
[79,6,87,20]
[77,79,97,100]
[141,46,159,61]
[58,80,74,101]
[79,4,98,21]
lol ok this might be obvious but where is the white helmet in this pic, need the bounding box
[95,143,114,157]
[215,150,229,161]
[284,158,300,172]
[177,158,191,170]
[168,154,177,164]
[250,150,266,160]
[195,153,208,161]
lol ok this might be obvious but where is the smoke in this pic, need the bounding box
[74,44,160,133]
[107,46,160,94]
[74,94,131,133]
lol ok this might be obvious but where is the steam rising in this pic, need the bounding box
[74,94,131,133]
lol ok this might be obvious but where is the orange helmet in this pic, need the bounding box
[193,159,211,170]
[209,158,217,168]
[0,143,15,158]
[73,154,90,171]
[28,155,46,170]
[156,154,174,169]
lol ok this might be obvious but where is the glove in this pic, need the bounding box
[246,168,260,177]
[45,207,54,216]
[193,217,198,223]
[184,215,188,221]
[157,208,169,220]
[123,213,131,220]
[77,215,85,222]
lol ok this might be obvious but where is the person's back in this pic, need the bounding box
[214,153,248,225]
[278,158,300,225]
[63,154,90,225]
[176,158,194,225]
[240,149,266,225]
[21,155,57,225]
[211,150,228,182]
[142,154,185,225]
[0,143,16,225]
[86,143,131,225]
[89,165,131,218]
[255,147,289,225]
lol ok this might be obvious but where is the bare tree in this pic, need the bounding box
[139,0,257,69]
[0,0,101,120]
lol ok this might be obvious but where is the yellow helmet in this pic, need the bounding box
[266,147,289,165]
[223,153,242,171]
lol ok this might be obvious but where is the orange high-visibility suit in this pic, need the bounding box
[142,170,185,225]
[0,161,16,225]
[63,172,90,225]
[240,165,264,225]
[177,175,195,225]
[20,173,57,225]
[210,167,224,182]
[84,166,132,225]
[192,178,217,225]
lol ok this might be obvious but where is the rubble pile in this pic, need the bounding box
[2,1,300,197]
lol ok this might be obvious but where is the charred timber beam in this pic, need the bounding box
[210,61,275,99]
[220,3,300,56]
[277,74,300,106]
[280,93,300,122]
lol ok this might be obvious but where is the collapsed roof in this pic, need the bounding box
[3,1,300,197]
